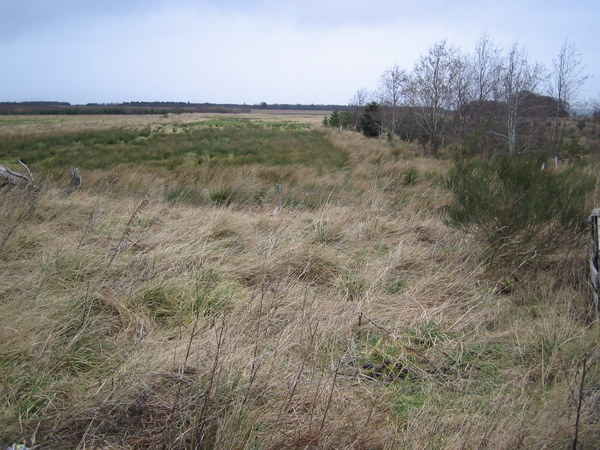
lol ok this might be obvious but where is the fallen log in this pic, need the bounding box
[0,163,36,190]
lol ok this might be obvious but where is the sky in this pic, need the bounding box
[1,0,598,106]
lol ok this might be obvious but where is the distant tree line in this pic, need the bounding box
[255,102,347,111]
[329,36,592,157]
[0,102,348,116]
[0,102,251,115]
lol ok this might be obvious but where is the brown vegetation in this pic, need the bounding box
[1,114,599,448]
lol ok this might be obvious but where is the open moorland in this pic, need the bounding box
[1,113,600,448]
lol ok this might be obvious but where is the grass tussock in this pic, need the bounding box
[1,115,599,448]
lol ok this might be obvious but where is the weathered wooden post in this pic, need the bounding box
[588,209,600,318]
[272,183,283,214]
[66,167,82,194]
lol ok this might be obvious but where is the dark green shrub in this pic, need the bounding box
[445,154,594,268]
[341,110,352,129]
[560,136,588,161]
[324,110,351,129]
[327,110,341,128]
[360,102,382,138]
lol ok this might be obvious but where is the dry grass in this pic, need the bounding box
[1,117,599,449]
[0,111,328,137]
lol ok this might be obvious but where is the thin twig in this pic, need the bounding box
[360,313,393,335]
[241,281,267,409]
[18,160,34,182]
[277,322,319,423]
[308,367,327,433]
[196,319,227,444]
[169,269,218,432]
[319,355,342,433]
[0,201,36,251]
[572,354,589,450]
[77,200,99,250]
[105,197,148,269]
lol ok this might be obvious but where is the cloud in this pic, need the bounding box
[1,2,414,103]
[1,0,598,104]
[0,0,180,40]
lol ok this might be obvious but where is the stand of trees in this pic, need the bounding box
[339,36,589,157]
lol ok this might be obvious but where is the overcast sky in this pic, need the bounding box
[1,0,598,105]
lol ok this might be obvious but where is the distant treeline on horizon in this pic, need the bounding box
[0,101,347,115]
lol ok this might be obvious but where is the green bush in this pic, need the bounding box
[326,110,340,128]
[560,136,588,161]
[360,102,382,138]
[445,154,594,268]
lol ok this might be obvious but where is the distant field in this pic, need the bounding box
[0,114,344,172]
[0,113,347,209]
[0,111,329,136]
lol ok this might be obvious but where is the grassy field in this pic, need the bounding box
[1,113,599,448]
[0,117,345,171]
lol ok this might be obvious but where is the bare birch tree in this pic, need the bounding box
[378,65,407,139]
[498,42,540,153]
[407,40,460,155]
[471,34,502,122]
[349,88,370,130]
[450,52,475,146]
[548,39,589,151]
[473,35,502,103]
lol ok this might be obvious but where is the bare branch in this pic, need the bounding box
[0,164,36,188]
[18,160,34,183]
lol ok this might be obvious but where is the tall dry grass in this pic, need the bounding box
[1,118,599,448]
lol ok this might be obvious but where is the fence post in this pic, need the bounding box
[589,209,600,318]
[66,167,82,194]
[272,183,283,214]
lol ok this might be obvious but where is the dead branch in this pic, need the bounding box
[18,160,34,183]
[0,164,37,190]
